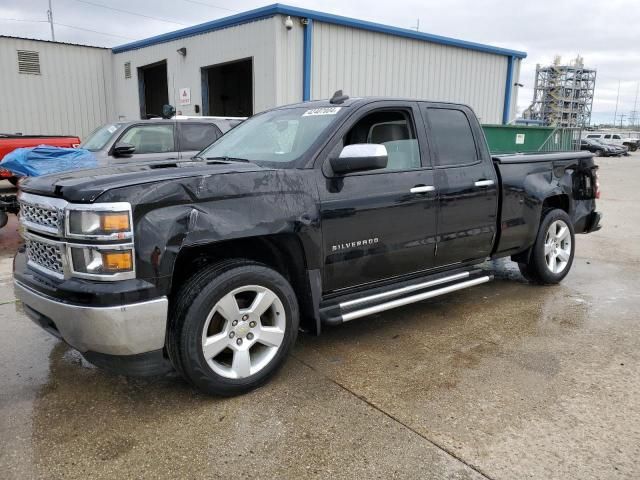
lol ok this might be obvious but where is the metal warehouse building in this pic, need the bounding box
[1,3,526,138]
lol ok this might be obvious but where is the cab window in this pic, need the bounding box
[179,123,222,151]
[342,110,420,171]
[428,108,478,167]
[119,124,175,154]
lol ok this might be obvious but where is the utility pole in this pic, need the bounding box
[619,113,626,128]
[630,82,639,128]
[413,18,420,32]
[613,80,620,126]
[47,0,55,41]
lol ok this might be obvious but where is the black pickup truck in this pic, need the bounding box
[13,94,601,396]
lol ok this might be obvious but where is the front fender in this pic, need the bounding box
[98,169,322,295]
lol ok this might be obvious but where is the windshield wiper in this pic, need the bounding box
[205,156,251,163]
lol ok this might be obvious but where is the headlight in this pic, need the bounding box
[65,203,132,240]
[69,246,134,277]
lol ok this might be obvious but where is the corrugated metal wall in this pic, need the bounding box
[112,17,293,121]
[310,22,511,124]
[0,37,113,138]
[510,58,522,121]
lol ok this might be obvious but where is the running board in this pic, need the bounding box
[320,271,492,325]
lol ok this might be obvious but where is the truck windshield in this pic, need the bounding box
[81,124,123,151]
[198,106,343,166]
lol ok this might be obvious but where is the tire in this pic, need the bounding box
[518,209,575,285]
[167,259,299,396]
[0,211,7,229]
[594,149,604,157]
[8,177,19,186]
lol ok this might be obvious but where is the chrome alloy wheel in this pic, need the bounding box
[200,285,286,379]
[544,220,572,274]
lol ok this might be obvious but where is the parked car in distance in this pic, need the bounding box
[1,134,81,185]
[15,93,601,396]
[80,117,245,164]
[584,132,639,152]
[580,138,625,157]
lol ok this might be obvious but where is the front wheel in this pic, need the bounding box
[168,260,299,396]
[518,209,575,285]
[594,149,604,157]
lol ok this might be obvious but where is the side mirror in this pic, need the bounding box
[112,142,136,157]
[330,144,388,174]
[162,104,176,119]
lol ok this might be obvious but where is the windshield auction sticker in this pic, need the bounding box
[302,107,342,117]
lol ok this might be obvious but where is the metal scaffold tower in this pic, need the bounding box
[523,55,596,127]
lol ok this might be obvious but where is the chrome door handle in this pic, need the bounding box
[410,185,435,194]
[474,180,495,187]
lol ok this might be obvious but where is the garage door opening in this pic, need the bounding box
[202,58,253,117]
[138,60,168,119]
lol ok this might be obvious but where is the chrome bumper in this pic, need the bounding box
[14,280,168,356]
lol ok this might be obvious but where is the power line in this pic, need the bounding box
[0,17,48,23]
[72,0,190,26]
[182,0,236,12]
[55,22,137,40]
[0,16,136,40]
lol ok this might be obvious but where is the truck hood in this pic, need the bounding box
[19,160,267,202]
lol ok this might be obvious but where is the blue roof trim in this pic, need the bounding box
[112,3,527,59]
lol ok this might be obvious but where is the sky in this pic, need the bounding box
[1,0,639,125]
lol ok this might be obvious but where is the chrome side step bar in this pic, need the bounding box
[321,271,492,325]
[339,271,470,309]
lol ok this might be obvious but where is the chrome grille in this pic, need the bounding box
[25,237,64,276]
[20,201,62,231]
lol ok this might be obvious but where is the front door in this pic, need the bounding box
[421,104,498,267]
[319,102,438,292]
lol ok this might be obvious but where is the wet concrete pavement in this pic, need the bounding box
[1,156,639,479]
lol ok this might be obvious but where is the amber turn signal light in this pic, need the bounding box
[103,251,133,271]
[100,212,131,232]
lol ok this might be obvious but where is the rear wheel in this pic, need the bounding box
[518,209,575,285]
[168,260,299,396]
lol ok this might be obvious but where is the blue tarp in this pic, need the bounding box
[1,146,97,177]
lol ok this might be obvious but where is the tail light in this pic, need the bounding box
[593,168,600,199]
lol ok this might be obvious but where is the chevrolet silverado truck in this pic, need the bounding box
[13,94,601,396]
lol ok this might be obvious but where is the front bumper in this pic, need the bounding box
[14,279,168,356]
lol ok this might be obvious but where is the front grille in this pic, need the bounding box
[25,237,64,276]
[20,202,62,232]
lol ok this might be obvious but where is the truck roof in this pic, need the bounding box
[275,96,473,111]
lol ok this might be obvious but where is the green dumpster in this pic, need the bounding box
[482,124,556,154]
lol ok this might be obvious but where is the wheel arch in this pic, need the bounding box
[171,234,321,335]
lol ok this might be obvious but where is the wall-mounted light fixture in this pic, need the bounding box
[284,15,293,30]
[177,47,187,56]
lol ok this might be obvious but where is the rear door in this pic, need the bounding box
[318,101,438,292]
[421,104,498,267]
[177,122,223,159]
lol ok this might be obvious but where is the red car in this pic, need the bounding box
[0,134,80,184]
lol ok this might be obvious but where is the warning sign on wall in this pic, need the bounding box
[179,87,191,105]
